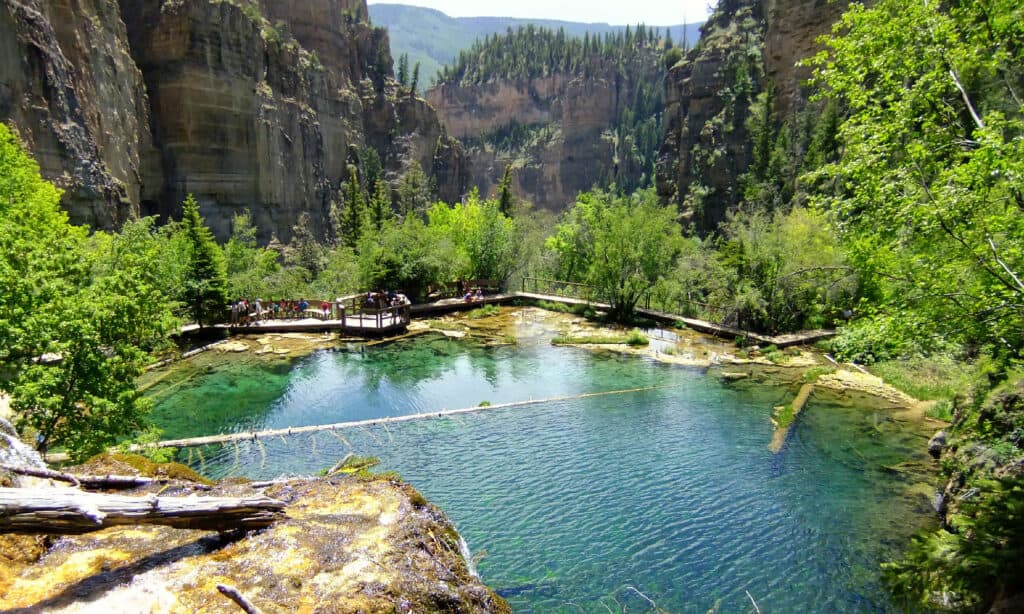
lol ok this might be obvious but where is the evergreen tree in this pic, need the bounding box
[410,62,420,96]
[342,165,365,249]
[369,178,394,231]
[497,164,515,216]
[397,53,409,87]
[289,212,325,277]
[180,194,228,327]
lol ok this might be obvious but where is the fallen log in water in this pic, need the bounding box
[0,487,286,534]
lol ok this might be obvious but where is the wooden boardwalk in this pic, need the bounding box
[514,292,834,349]
[201,290,831,348]
[222,312,408,337]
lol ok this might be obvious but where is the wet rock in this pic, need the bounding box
[928,430,948,458]
[0,456,509,613]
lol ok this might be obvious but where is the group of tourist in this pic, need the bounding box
[228,292,412,325]
[363,290,410,309]
[229,298,321,325]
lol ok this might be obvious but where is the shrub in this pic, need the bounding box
[626,329,649,346]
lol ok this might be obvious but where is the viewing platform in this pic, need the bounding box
[222,296,411,337]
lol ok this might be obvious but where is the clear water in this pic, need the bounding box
[146,317,936,613]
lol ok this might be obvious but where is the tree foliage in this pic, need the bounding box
[547,188,683,320]
[0,124,175,460]
[426,190,519,283]
[179,195,228,327]
[808,0,1024,360]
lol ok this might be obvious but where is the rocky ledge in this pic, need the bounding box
[0,455,509,613]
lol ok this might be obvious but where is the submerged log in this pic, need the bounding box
[0,487,286,534]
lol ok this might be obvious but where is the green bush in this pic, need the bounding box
[466,304,501,319]
[626,329,649,346]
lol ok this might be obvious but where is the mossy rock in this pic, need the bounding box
[79,453,214,486]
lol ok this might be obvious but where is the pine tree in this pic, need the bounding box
[397,53,409,88]
[342,165,365,249]
[497,164,515,216]
[369,178,394,231]
[180,194,228,327]
[410,62,420,96]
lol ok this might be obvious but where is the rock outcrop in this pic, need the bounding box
[656,0,850,233]
[0,0,153,228]
[0,455,510,613]
[427,51,663,211]
[656,0,766,233]
[0,0,468,241]
[763,0,850,117]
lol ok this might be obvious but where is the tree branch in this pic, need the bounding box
[987,237,1024,294]
[948,69,984,131]
[217,584,264,614]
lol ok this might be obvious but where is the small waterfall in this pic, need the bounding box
[0,417,46,471]
[458,535,479,578]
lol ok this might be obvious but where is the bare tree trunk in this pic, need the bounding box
[0,487,285,534]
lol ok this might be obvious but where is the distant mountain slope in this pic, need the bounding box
[368,3,702,84]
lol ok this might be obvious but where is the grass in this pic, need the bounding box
[429,320,466,331]
[466,304,501,319]
[625,328,649,346]
[774,403,797,429]
[802,365,836,383]
[535,299,596,318]
[925,399,955,422]
[870,355,974,401]
[551,329,649,346]
[552,334,630,345]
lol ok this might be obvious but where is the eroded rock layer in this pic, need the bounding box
[0,0,468,241]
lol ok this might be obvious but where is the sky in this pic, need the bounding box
[367,0,714,26]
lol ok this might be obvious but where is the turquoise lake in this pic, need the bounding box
[145,310,937,612]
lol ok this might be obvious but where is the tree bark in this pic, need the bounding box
[0,487,285,534]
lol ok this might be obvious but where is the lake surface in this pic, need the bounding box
[145,311,936,612]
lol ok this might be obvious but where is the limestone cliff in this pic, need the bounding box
[0,0,468,241]
[427,41,664,211]
[0,0,154,228]
[656,0,850,233]
[656,0,766,233]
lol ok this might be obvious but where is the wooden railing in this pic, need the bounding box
[520,276,734,325]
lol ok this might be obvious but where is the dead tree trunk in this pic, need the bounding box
[0,487,286,534]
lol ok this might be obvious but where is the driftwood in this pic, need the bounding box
[217,583,264,614]
[0,464,189,490]
[0,487,286,534]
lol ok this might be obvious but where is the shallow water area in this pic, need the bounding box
[145,308,938,612]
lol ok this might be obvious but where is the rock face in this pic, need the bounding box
[0,455,510,613]
[656,0,765,233]
[427,57,662,211]
[0,0,153,228]
[656,0,850,233]
[0,0,468,241]
[763,0,850,116]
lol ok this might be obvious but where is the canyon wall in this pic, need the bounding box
[427,42,663,212]
[656,0,850,233]
[0,0,468,241]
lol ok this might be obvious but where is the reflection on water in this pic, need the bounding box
[147,314,937,613]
